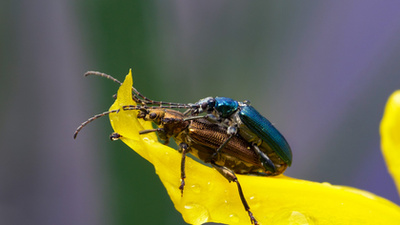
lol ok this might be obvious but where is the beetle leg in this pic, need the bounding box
[210,133,234,161]
[183,115,208,121]
[183,108,192,116]
[139,128,162,134]
[211,161,258,225]
[109,132,122,141]
[183,113,224,125]
[253,144,276,173]
[139,128,169,145]
[204,114,219,123]
[178,142,190,196]
[210,123,237,160]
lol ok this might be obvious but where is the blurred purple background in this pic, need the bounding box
[1,1,400,224]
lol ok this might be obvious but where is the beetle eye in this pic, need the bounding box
[208,98,216,107]
[201,102,209,110]
[149,112,157,119]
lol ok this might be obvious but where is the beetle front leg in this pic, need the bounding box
[211,161,259,225]
[183,114,221,124]
[139,128,170,145]
[178,142,190,196]
[109,132,122,141]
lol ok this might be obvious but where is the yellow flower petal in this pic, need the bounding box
[109,70,400,225]
[381,90,400,195]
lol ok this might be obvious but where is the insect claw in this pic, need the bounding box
[179,180,185,197]
[73,109,119,139]
[109,132,122,141]
[248,211,258,225]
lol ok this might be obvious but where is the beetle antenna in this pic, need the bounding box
[74,109,119,139]
[84,71,123,85]
[84,71,189,108]
[84,71,183,106]
[122,104,191,111]
[84,71,144,103]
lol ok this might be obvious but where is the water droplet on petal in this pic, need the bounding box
[191,184,201,193]
[163,152,170,161]
[228,213,240,223]
[321,182,332,186]
[183,203,210,224]
[271,210,316,225]
[142,137,150,142]
[288,211,315,225]
[248,196,260,209]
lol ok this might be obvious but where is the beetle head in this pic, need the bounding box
[194,97,216,114]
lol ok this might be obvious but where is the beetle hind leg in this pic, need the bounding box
[211,161,259,225]
[253,144,276,173]
[178,142,190,196]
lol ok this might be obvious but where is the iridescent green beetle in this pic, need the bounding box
[183,96,292,173]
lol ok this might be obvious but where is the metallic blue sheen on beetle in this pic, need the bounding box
[239,105,292,166]
[186,96,292,167]
[215,97,239,117]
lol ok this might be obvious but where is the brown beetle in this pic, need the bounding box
[74,72,289,225]
[121,107,288,225]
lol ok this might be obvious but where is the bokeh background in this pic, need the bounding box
[1,1,400,224]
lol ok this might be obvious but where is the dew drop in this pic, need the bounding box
[183,203,210,224]
[321,182,332,186]
[142,137,150,142]
[248,196,260,209]
[163,152,170,161]
[190,184,201,193]
[228,213,240,223]
[288,211,315,225]
[271,210,316,225]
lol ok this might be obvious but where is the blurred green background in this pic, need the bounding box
[2,1,400,224]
